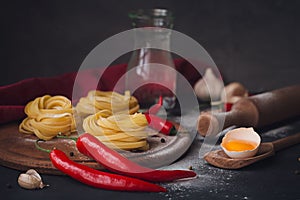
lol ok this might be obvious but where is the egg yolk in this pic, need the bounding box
[223,140,256,151]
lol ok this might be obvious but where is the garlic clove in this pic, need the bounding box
[18,169,48,189]
[18,173,38,189]
[194,68,223,101]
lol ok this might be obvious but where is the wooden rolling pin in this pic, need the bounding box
[197,84,300,136]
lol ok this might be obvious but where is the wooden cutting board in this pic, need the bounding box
[0,122,194,175]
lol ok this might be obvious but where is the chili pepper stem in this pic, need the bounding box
[169,126,177,136]
[56,134,78,141]
[35,139,52,153]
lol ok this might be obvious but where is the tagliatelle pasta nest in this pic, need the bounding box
[83,111,150,150]
[75,90,140,118]
[19,95,76,140]
[18,91,151,151]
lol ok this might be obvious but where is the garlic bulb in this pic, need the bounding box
[18,169,47,189]
[194,68,223,101]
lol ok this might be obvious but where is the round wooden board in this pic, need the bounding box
[0,122,194,175]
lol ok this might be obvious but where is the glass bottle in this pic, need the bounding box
[126,8,176,110]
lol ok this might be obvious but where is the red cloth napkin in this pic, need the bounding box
[0,59,201,124]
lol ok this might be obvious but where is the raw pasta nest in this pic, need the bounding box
[18,91,150,151]
[19,95,76,140]
[75,90,140,118]
[83,111,149,150]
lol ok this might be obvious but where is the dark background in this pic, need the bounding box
[1,0,299,91]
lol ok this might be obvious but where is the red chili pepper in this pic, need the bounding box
[49,148,166,192]
[144,114,177,136]
[144,95,163,115]
[224,103,233,112]
[76,133,197,182]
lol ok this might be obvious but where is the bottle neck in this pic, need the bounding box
[133,27,171,50]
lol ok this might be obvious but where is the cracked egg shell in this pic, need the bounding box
[221,127,261,159]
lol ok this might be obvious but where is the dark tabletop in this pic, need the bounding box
[1,115,299,200]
